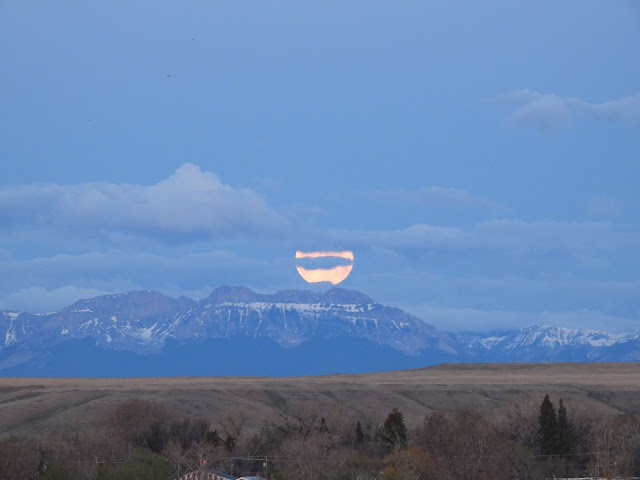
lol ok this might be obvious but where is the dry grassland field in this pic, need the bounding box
[1,363,640,437]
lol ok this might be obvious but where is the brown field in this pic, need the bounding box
[1,362,640,438]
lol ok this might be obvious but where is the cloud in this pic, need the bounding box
[332,219,639,256]
[329,224,464,250]
[0,248,280,290]
[296,250,354,260]
[2,241,638,331]
[330,220,640,318]
[402,303,640,334]
[586,195,624,218]
[496,89,640,129]
[0,248,301,312]
[1,286,114,313]
[0,164,287,240]
[356,186,499,210]
[472,219,639,253]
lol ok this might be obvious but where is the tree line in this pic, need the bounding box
[1,395,640,480]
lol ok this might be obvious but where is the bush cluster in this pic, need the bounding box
[1,395,640,480]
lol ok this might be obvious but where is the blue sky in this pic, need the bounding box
[1,1,639,333]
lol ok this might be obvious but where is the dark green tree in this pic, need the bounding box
[355,420,364,445]
[319,417,328,433]
[204,429,222,446]
[557,399,571,456]
[381,408,408,450]
[223,434,236,452]
[539,394,559,456]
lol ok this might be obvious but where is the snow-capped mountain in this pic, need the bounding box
[1,291,195,355]
[1,287,638,376]
[1,287,445,354]
[461,325,640,362]
[0,286,458,375]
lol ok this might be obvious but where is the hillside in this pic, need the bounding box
[2,363,640,438]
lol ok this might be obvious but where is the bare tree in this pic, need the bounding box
[48,424,121,480]
[589,411,640,478]
[245,419,279,457]
[498,399,540,451]
[413,408,510,480]
[168,417,210,450]
[216,408,247,452]
[385,446,441,480]
[185,440,226,478]
[278,430,353,480]
[163,439,191,479]
[109,398,168,452]
[273,410,320,441]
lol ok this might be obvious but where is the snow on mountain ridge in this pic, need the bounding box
[216,301,374,315]
[180,294,434,355]
[464,324,638,351]
[1,289,639,370]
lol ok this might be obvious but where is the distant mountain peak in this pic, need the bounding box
[62,290,194,323]
[2,287,640,376]
[206,286,259,304]
[270,289,322,304]
[68,290,170,308]
[322,288,374,305]
[206,286,375,305]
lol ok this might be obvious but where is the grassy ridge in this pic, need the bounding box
[1,362,639,437]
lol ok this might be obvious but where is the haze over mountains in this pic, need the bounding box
[1,286,639,376]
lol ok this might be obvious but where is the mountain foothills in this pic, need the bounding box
[1,286,639,376]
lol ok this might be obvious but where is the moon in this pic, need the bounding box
[295,250,354,285]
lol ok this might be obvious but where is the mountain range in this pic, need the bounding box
[1,286,639,376]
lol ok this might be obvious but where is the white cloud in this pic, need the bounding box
[402,304,640,334]
[356,186,499,210]
[330,220,640,322]
[0,164,288,240]
[0,249,282,289]
[472,219,638,253]
[2,245,638,332]
[331,219,639,256]
[0,286,114,313]
[329,224,464,250]
[496,89,640,129]
[0,248,300,312]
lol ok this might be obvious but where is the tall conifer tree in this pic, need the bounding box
[355,420,364,444]
[539,394,559,455]
[557,399,571,456]
[382,408,408,450]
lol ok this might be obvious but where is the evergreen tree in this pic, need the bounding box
[205,429,221,446]
[381,408,408,450]
[538,394,559,456]
[355,420,364,445]
[557,399,571,456]
[224,434,236,452]
[319,417,328,433]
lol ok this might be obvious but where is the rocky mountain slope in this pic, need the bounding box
[461,325,640,362]
[1,287,638,376]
